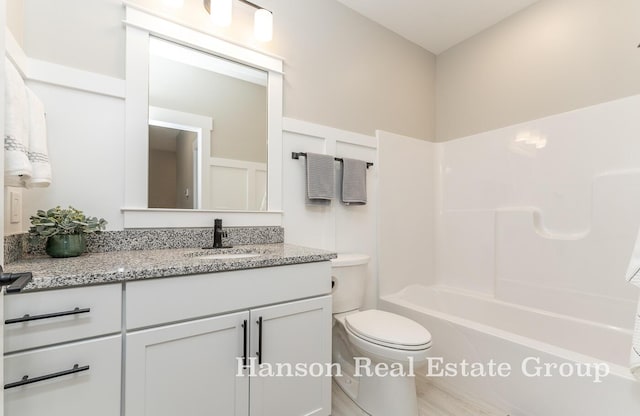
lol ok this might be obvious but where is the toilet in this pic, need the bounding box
[331,253,432,416]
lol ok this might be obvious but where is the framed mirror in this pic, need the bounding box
[148,37,267,211]
[123,5,283,227]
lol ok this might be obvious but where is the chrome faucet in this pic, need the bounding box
[213,218,228,248]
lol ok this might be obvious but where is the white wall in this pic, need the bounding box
[282,119,378,309]
[21,81,126,230]
[435,95,640,329]
[377,131,436,297]
[207,158,266,211]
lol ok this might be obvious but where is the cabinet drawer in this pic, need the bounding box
[4,284,122,353]
[4,335,121,416]
[126,261,331,330]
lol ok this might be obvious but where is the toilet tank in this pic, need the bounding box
[331,253,370,314]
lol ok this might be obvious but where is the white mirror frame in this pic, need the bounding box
[122,4,283,228]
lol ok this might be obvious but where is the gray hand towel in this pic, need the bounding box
[341,158,367,205]
[306,152,335,205]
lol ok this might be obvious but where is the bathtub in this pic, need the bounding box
[380,285,640,416]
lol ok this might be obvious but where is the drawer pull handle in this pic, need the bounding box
[4,364,90,389]
[5,307,91,325]
[256,316,263,365]
[242,320,248,368]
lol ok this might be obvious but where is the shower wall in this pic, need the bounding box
[378,131,437,297]
[378,95,640,329]
[436,95,640,329]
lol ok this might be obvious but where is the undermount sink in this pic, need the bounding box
[195,253,261,260]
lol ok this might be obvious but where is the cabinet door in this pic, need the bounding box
[249,296,332,416]
[4,335,121,416]
[126,312,249,416]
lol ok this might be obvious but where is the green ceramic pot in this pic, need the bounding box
[45,234,86,258]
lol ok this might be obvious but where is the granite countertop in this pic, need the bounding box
[4,244,337,292]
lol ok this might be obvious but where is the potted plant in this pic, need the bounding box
[29,206,107,258]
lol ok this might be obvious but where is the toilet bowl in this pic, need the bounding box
[331,254,432,416]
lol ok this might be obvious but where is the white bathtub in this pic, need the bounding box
[380,285,640,416]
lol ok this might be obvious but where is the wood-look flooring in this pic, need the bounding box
[331,374,509,416]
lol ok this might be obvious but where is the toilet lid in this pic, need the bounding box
[345,310,432,350]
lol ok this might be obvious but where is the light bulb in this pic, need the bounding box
[210,0,233,27]
[254,9,273,42]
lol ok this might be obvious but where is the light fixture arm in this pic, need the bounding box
[237,0,272,13]
[204,0,271,14]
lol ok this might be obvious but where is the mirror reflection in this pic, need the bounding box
[148,124,198,209]
[148,37,268,211]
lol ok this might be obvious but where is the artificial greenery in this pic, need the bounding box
[29,206,107,239]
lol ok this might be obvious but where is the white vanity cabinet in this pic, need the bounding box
[126,311,250,416]
[124,262,332,416]
[248,296,332,416]
[3,285,122,416]
[2,259,332,416]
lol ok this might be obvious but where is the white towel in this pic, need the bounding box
[25,87,51,187]
[306,153,335,206]
[341,158,367,205]
[4,57,31,187]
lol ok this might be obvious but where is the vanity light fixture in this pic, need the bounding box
[253,7,273,42]
[204,0,273,42]
[206,0,233,27]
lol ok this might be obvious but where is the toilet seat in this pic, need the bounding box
[345,310,432,351]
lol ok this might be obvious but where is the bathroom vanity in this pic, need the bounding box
[3,244,334,416]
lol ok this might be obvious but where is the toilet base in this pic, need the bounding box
[333,370,419,416]
[332,312,427,416]
[358,371,419,416]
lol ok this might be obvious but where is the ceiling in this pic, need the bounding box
[336,0,540,54]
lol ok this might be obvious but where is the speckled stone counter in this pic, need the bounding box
[5,244,336,292]
[4,227,285,263]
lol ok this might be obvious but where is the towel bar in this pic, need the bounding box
[291,152,374,168]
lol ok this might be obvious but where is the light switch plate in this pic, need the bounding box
[10,191,21,224]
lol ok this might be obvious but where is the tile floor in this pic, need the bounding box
[331,374,509,416]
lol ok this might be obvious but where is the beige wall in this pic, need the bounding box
[6,0,23,46]
[268,0,435,140]
[16,0,436,140]
[175,131,196,209]
[436,0,640,141]
[22,0,125,78]
[148,149,177,209]
[8,1,638,145]
[149,56,267,163]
